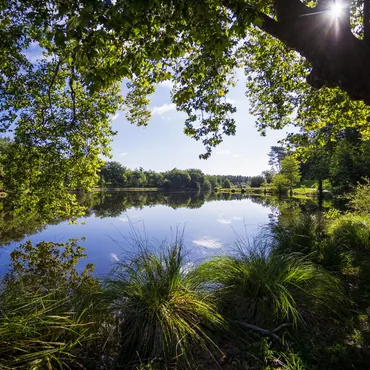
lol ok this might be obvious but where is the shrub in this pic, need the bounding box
[271,173,289,195]
[105,243,223,368]
[348,178,370,215]
[271,214,324,256]
[328,213,370,251]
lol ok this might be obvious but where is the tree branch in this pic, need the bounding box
[236,321,292,344]
[48,61,62,112]
[69,64,77,127]
[257,12,285,41]
[273,322,293,333]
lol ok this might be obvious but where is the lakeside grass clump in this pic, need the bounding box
[193,248,345,330]
[104,242,224,368]
[0,282,95,369]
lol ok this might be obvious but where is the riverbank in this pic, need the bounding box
[215,186,319,197]
[91,187,163,192]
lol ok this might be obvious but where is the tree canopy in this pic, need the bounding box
[1,0,370,211]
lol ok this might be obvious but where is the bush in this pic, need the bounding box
[105,243,223,368]
[348,178,370,215]
[328,213,370,251]
[271,214,324,256]
[271,173,289,194]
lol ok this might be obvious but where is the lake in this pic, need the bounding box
[0,191,320,276]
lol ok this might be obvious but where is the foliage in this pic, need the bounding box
[250,175,265,188]
[271,173,289,194]
[5,240,97,293]
[328,213,370,252]
[348,178,370,215]
[98,162,253,191]
[223,178,232,188]
[296,127,370,193]
[262,170,274,184]
[104,242,223,368]
[193,246,345,330]
[0,240,105,369]
[281,156,301,192]
[268,146,288,172]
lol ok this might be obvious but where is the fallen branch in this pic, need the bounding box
[235,321,292,344]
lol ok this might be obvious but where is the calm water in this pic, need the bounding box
[0,191,318,275]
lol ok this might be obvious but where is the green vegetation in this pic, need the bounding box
[3,0,370,368]
[0,239,105,369]
[193,249,344,329]
[99,162,251,191]
[105,243,223,368]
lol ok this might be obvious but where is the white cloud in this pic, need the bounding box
[112,113,119,121]
[226,98,237,105]
[216,218,231,225]
[193,238,224,249]
[216,149,232,156]
[120,152,128,156]
[158,80,174,89]
[110,253,120,262]
[232,153,242,158]
[151,103,176,115]
[232,216,244,221]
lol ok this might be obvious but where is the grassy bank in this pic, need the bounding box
[91,187,163,192]
[215,186,319,197]
[2,210,370,369]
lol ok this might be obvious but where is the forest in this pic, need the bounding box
[2,0,370,369]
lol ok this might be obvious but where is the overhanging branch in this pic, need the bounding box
[257,12,285,41]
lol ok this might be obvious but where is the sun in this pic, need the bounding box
[330,2,343,18]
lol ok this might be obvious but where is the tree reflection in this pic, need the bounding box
[0,191,330,247]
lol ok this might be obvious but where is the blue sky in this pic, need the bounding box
[110,69,294,176]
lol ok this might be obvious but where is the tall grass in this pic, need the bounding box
[105,242,224,369]
[193,246,346,330]
[0,240,108,370]
[328,213,370,251]
[0,280,95,369]
[270,214,324,255]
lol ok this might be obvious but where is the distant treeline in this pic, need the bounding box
[99,162,253,190]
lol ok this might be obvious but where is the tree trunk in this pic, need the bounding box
[318,178,324,210]
[258,0,370,105]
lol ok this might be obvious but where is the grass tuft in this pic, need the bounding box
[193,246,345,330]
[105,241,224,368]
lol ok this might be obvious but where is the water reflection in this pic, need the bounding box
[0,191,327,248]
